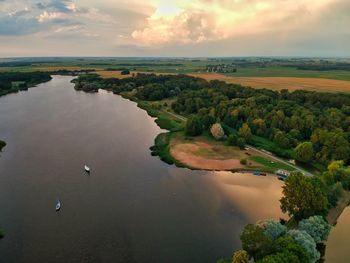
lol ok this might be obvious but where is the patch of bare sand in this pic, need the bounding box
[170,142,245,170]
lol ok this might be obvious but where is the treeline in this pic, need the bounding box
[297,63,350,71]
[86,63,183,66]
[0,72,52,96]
[73,73,350,168]
[224,160,350,263]
[49,69,95,76]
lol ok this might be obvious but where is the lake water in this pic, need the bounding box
[0,75,285,263]
[325,206,350,263]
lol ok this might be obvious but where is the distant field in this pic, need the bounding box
[225,66,350,81]
[189,73,350,93]
[96,70,132,79]
[2,62,350,93]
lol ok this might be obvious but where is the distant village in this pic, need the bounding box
[205,64,237,73]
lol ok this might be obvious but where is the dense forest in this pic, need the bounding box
[74,73,350,169]
[0,72,52,96]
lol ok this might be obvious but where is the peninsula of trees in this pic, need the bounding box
[73,73,350,172]
[0,72,52,96]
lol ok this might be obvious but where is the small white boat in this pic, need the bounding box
[84,165,90,173]
[56,199,61,211]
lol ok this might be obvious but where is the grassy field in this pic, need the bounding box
[225,66,350,81]
[249,156,295,171]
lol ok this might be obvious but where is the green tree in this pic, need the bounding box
[288,230,320,263]
[258,251,299,263]
[257,219,287,241]
[257,235,309,263]
[274,235,309,263]
[232,250,249,263]
[295,142,314,163]
[238,123,252,142]
[240,224,272,260]
[227,134,238,146]
[185,115,203,136]
[280,173,328,219]
[237,137,246,149]
[298,216,331,243]
[273,131,290,149]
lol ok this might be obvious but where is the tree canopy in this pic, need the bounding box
[280,173,328,219]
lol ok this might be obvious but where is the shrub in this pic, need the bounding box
[240,159,247,165]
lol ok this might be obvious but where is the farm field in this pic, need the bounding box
[189,73,350,93]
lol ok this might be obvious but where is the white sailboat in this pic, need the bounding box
[84,165,90,173]
[56,199,61,211]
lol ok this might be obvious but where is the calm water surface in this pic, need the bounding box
[0,76,284,263]
[326,206,350,263]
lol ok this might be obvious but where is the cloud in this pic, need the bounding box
[0,0,349,56]
[36,0,77,13]
[0,9,41,35]
[131,0,337,45]
[0,0,93,36]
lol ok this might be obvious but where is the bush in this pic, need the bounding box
[240,158,247,165]
[298,216,331,243]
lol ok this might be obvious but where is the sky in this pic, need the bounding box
[0,0,349,57]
